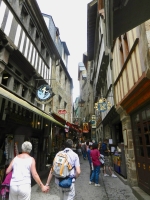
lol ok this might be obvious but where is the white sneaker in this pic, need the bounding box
[111,174,117,178]
[95,184,100,187]
[89,181,94,184]
[104,174,109,177]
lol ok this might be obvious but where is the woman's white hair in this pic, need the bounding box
[22,141,32,153]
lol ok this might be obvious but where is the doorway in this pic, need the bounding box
[132,106,150,195]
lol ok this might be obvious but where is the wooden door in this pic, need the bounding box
[132,108,150,195]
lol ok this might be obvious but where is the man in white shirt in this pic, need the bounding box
[46,139,81,200]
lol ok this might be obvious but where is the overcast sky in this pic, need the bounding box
[36,0,91,101]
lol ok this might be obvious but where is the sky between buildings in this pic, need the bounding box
[36,0,91,102]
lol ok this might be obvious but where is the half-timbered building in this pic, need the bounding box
[0,0,73,180]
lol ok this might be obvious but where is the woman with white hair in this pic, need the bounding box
[6,141,48,200]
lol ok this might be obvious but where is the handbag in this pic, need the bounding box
[59,177,73,188]
[99,154,105,164]
[0,171,12,199]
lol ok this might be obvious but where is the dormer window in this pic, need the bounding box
[28,19,35,36]
[55,27,59,43]
[46,51,50,64]
[31,93,35,104]
[41,42,45,56]
[22,85,28,98]
[13,79,20,93]
[20,6,28,23]
[35,31,40,44]
[2,71,10,86]
[56,27,60,36]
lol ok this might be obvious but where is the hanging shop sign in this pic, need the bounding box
[35,85,54,104]
[91,115,96,128]
[58,109,67,114]
[95,98,111,112]
[83,122,89,133]
[91,120,96,128]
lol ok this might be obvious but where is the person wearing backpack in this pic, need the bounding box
[101,139,117,178]
[45,139,81,200]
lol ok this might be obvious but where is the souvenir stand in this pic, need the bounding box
[112,143,127,178]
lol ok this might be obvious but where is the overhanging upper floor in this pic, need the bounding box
[105,0,150,47]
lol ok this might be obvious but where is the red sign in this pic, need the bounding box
[58,109,67,114]
[83,122,89,133]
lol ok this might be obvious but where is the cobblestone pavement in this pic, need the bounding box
[31,155,138,200]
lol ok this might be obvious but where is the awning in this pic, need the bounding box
[66,122,81,132]
[0,87,64,127]
[51,113,67,125]
[51,113,81,132]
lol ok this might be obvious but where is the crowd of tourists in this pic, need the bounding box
[1,137,118,200]
[79,138,117,187]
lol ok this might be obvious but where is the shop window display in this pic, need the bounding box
[50,127,65,163]
[5,135,16,165]
[0,135,20,185]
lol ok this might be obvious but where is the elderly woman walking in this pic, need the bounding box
[6,141,48,200]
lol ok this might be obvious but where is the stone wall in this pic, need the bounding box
[51,61,72,121]
[117,106,138,187]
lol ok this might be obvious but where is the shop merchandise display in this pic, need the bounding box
[5,136,15,165]
[0,171,12,200]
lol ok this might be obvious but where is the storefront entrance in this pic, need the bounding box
[132,106,150,195]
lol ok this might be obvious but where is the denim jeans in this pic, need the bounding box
[90,165,100,184]
[82,151,86,159]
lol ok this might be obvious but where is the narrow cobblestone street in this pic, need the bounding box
[31,155,138,200]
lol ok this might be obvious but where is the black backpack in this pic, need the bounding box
[101,143,108,156]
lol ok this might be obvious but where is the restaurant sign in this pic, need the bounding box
[58,109,67,114]
[35,85,54,104]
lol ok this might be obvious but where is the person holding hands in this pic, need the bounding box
[6,141,48,200]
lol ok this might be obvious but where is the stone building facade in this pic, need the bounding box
[77,54,94,139]
[112,20,150,194]
[0,0,73,180]
[84,0,150,196]
[43,13,73,122]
